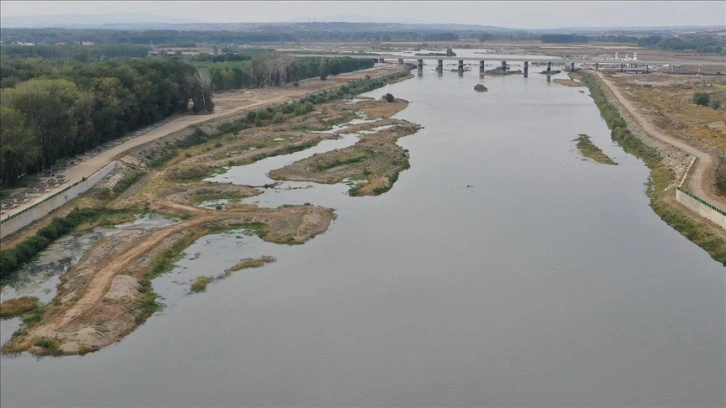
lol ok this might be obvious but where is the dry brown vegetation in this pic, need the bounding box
[190,255,276,293]
[0,296,39,318]
[609,73,726,201]
[224,256,276,274]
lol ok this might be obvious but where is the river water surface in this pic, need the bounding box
[1,64,724,407]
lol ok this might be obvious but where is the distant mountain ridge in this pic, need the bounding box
[0,13,207,28]
[1,13,723,34]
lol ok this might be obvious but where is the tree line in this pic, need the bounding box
[1,27,461,46]
[193,54,375,91]
[0,58,209,186]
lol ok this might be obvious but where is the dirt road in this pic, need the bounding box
[2,64,405,221]
[595,71,725,209]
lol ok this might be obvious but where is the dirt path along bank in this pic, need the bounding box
[595,71,725,210]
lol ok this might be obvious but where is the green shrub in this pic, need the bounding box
[190,276,212,293]
[693,92,710,106]
[113,170,144,195]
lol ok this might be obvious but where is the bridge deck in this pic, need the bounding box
[284,53,726,67]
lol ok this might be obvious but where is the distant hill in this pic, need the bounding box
[0,13,207,28]
[1,13,723,34]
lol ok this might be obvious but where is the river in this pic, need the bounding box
[1,62,724,407]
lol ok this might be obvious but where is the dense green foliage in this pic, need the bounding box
[0,58,205,185]
[637,34,724,53]
[191,55,374,91]
[0,207,102,280]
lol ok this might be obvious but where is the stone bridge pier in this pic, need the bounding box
[458,60,464,71]
[437,59,443,72]
[417,59,423,70]
[480,60,485,73]
[524,61,529,77]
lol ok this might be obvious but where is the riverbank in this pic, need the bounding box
[1,70,422,356]
[576,71,726,266]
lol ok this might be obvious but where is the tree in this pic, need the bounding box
[383,93,395,102]
[1,78,81,169]
[186,69,214,114]
[0,106,38,185]
[320,59,329,81]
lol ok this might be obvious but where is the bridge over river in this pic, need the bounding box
[284,52,726,76]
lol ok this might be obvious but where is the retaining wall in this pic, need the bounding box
[676,187,726,230]
[0,162,117,240]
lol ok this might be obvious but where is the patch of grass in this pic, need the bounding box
[188,254,275,295]
[190,276,212,293]
[148,149,178,169]
[243,140,321,166]
[0,296,39,318]
[574,134,617,165]
[314,152,369,172]
[166,164,215,181]
[34,337,63,356]
[113,170,145,195]
[21,308,44,324]
[221,256,276,277]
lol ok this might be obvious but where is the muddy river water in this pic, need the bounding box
[1,62,724,407]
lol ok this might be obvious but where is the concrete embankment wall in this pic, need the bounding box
[674,157,725,230]
[676,187,726,230]
[0,162,117,240]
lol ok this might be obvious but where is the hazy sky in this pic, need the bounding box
[1,1,724,29]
